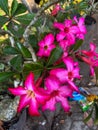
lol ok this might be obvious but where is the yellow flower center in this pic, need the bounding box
[27,90,35,98]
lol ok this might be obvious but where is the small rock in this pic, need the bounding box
[0,97,19,121]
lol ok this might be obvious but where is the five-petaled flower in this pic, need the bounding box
[42,76,73,112]
[37,33,56,57]
[50,57,80,91]
[9,72,50,116]
[78,43,98,75]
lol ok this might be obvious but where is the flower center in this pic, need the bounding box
[68,71,73,79]
[64,27,69,33]
[51,90,59,97]
[44,45,48,50]
[27,90,35,98]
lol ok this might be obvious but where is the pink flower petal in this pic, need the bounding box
[56,32,66,41]
[53,22,65,31]
[44,33,54,45]
[8,86,26,96]
[59,86,73,97]
[29,98,40,116]
[17,95,31,112]
[24,72,34,91]
[42,98,56,111]
[58,97,70,112]
[45,76,60,92]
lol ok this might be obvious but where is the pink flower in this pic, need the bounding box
[37,33,56,57]
[50,57,80,91]
[42,76,73,112]
[51,4,61,16]
[9,72,49,116]
[74,16,87,40]
[53,19,79,44]
[78,43,98,75]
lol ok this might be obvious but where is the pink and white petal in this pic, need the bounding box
[17,95,30,112]
[66,33,75,44]
[56,32,66,41]
[64,19,72,27]
[35,90,50,105]
[38,40,45,47]
[63,57,74,71]
[50,68,67,83]
[42,98,56,111]
[70,26,79,34]
[53,22,65,31]
[90,43,96,52]
[60,97,70,112]
[45,76,60,91]
[59,86,73,97]
[73,68,80,79]
[68,80,79,92]
[37,49,44,57]
[8,86,26,96]
[44,33,54,45]
[29,98,40,116]
[90,66,94,76]
[24,72,35,91]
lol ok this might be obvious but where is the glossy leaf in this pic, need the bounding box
[23,62,44,79]
[12,3,27,16]
[0,16,9,27]
[11,0,18,16]
[0,72,15,82]
[46,46,63,67]
[3,46,19,55]
[16,42,32,58]
[0,0,9,15]
[71,39,83,51]
[15,13,35,24]
[10,55,22,71]
[94,103,98,125]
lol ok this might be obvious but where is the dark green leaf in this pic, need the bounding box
[13,3,27,16]
[10,55,22,71]
[0,72,15,82]
[71,39,83,51]
[46,46,63,67]
[84,110,93,123]
[23,62,44,79]
[15,13,35,24]
[16,42,32,58]
[7,22,24,38]
[3,46,19,55]
[11,0,18,16]
[29,35,38,50]
[94,103,98,125]
[94,67,98,85]
[0,16,9,27]
[0,0,9,15]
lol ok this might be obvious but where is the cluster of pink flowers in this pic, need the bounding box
[9,15,98,116]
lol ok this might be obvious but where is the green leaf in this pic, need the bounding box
[0,72,15,82]
[23,62,44,79]
[94,103,98,125]
[3,46,20,55]
[94,67,98,85]
[16,42,32,58]
[0,16,9,27]
[13,3,27,16]
[71,39,83,51]
[15,13,35,24]
[0,0,9,15]
[46,46,63,67]
[11,0,18,16]
[10,55,22,71]
[84,110,93,123]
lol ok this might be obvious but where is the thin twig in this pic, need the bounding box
[23,0,60,62]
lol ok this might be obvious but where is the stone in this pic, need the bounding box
[0,97,19,121]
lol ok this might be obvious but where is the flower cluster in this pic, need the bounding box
[9,15,98,116]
